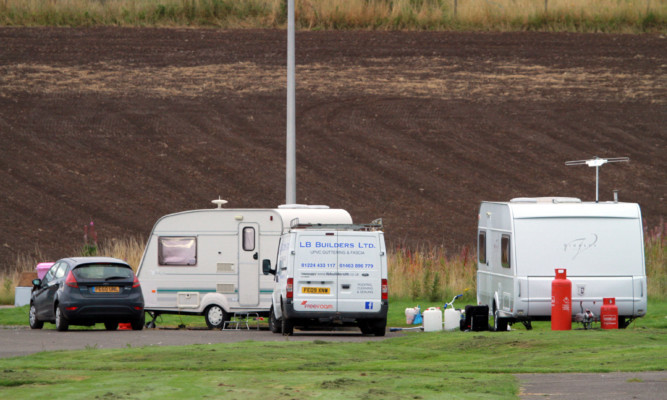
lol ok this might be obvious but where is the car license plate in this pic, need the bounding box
[93,286,119,293]
[301,287,330,294]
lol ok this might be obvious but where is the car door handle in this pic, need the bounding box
[253,252,258,260]
[341,284,350,289]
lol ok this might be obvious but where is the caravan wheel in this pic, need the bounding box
[204,305,227,330]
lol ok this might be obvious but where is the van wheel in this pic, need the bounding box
[29,304,43,329]
[281,307,294,336]
[204,305,227,330]
[494,309,508,332]
[269,307,281,334]
[55,306,69,332]
[358,320,372,335]
[372,320,387,337]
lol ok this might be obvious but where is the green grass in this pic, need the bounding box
[0,299,665,398]
[0,0,664,33]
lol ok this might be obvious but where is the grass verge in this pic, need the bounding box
[0,0,664,32]
[0,302,665,398]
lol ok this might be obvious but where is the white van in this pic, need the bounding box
[477,197,647,331]
[136,201,352,329]
[264,221,388,336]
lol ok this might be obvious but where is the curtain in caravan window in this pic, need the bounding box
[501,235,511,268]
[478,231,486,265]
[158,237,197,266]
[242,227,255,251]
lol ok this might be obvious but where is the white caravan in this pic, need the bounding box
[477,197,647,331]
[264,221,388,336]
[136,202,352,329]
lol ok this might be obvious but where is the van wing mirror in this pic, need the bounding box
[32,278,41,287]
[262,259,275,275]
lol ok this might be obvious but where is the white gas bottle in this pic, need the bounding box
[423,307,443,332]
[444,308,461,331]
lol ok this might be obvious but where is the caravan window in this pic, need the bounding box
[501,235,511,268]
[242,227,255,251]
[158,236,197,266]
[478,231,486,265]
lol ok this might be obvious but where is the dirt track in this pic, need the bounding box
[0,28,665,267]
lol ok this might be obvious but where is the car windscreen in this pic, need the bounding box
[72,263,134,282]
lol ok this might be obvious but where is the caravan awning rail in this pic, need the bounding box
[290,218,383,231]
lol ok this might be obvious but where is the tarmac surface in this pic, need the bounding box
[0,324,399,358]
[0,323,664,398]
[517,372,667,400]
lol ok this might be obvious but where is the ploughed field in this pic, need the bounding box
[0,27,665,268]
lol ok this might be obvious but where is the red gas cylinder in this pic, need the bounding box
[601,297,619,329]
[551,268,572,331]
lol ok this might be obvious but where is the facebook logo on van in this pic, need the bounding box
[365,302,373,310]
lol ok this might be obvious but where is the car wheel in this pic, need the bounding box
[55,306,69,332]
[269,307,281,334]
[131,313,145,331]
[29,304,43,329]
[104,321,119,331]
[204,305,227,330]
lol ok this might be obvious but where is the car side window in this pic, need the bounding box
[54,263,68,279]
[42,263,59,286]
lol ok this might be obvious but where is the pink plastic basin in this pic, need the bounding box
[36,262,55,279]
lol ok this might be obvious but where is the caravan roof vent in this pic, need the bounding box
[510,198,538,203]
[550,197,582,204]
[278,204,330,209]
[510,197,581,204]
[212,197,228,209]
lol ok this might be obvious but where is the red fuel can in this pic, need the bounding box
[601,297,619,329]
[551,268,572,331]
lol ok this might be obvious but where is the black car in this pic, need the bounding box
[29,257,145,331]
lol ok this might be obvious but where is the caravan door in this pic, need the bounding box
[238,223,260,306]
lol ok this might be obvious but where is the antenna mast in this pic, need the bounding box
[565,156,629,203]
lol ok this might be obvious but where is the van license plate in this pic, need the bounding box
[93,286,119,293]
[302,287,330,294]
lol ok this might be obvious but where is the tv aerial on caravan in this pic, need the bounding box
[565,156,629,202]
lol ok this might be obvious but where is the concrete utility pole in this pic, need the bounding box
[286,0,296,205]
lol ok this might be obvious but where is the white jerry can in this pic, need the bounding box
[444,308,461,331]
[423,307,443,332]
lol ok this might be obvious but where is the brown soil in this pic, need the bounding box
[0,27,665,268]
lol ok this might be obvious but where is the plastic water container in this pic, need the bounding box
[36,262,55,280]
[423,307,443,332]
[444,308,461,331]
[405,307,417,325]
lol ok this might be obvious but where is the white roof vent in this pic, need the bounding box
[212,197,228,209]
[278,204,330,209]
[510,197,581,204]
